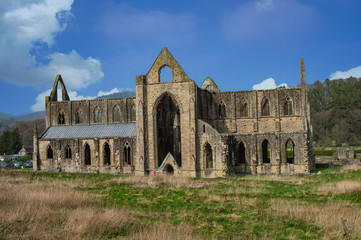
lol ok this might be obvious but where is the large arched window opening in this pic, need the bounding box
[262,140,270,163]
[236,142,246,165]
[65,145,72,159]
[284,99,293,116]
[130,105,136,122]
[58,109,65,124]
[286,139,295,164]
[94,107,101,123]
[159,65,172,82]
[103,142,111,165]
[75,107,83,124]
[240,102,248,117]
[47,146,53,159]
[84,143,91,165]
[262,99,270,116]
[204,143,213,168]
[218,101,226,118]
[124,142,131,165]
[156,94,181,167]
[113,105,121,122]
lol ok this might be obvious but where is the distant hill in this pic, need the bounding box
[96,90,135,99]
[0,111,45,131]
[0,111,45,121]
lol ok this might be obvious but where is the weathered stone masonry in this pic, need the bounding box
[34,48,315,177]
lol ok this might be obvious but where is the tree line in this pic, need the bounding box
[0,119,45,155]
[308,77,361,146]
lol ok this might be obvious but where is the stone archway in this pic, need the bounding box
[156,94,181,167]
[164,164,174,174]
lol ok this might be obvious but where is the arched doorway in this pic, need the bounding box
[262,140,270,163]
[164,164,174,175]
[84,143,91,165]
[156,94,181,167]
[286,139,295,164]
[236,142,246,165]
[204,143,213,168]
[103,142,110,165]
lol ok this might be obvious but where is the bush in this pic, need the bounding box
[18,154,32,162]
[314,149,335,156]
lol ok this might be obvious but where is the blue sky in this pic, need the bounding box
[1,0,361,114]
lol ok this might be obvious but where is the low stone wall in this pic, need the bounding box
[315,159,359,169]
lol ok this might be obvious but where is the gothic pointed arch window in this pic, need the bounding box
[159,65,172,82]
[262,139,270,163]
[58,108,65,124]
[75,107,83,124]
[65,145,72,159]
[204,143,213,168]
[47,145,53,159]
[261,99,270,116]
[284,98,293,116]
[286,139,295,164]
[130,105,136,122]
[236,142,246,165]
[218,101,226,118]
[113,105,121,122]
[84,143,91,165]
[240,101,248,117]
[94,106,101,123]
[124,142,131,165]
[103,142,111,165]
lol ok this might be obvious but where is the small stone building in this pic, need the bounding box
[33,49,315,177]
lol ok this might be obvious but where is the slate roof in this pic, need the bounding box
[40,123,136,139]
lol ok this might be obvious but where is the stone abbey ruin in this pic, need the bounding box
[33,48,315,177]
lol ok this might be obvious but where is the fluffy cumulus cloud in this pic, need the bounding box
[31,87,132,112]
[329,66,361,80]
[223,0,318,41]
[252,78,288,90]
[99,3,196,44]
[0,0,104,94]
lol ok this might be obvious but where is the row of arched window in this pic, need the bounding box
[217,98,293,118]
[46,143,132,166]
[234,139,295,165]
[57,105,136,124]
[202,139,295,170]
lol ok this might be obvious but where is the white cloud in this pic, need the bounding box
[31,87,133,112]
[99,4,196,44]
[223,0,318,41]
[0,0,104,89]
[252,78,288,90]
[29,50,104,90]
[329,66,361,80]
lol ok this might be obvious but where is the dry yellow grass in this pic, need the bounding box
[0,174,130,239]
[342,164,361,172]
[269,199,361,239]
[318,180,361,195]
[130,222,199,240]
[0,172,202,239]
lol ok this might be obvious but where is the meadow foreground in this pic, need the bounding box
[0,165,360,239]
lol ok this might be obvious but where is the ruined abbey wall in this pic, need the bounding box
[34,48,315,177]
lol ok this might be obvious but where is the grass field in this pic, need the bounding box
[1,166,361,239]
[314,146,361,157]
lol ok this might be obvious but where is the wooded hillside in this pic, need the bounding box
[308,77,361,146]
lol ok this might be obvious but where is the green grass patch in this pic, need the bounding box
[2,168,361,239]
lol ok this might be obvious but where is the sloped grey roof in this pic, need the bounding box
[40,123,136,139]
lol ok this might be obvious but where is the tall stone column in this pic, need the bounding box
[33,124,39,171]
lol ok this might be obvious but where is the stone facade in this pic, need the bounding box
[34,48,315,177]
